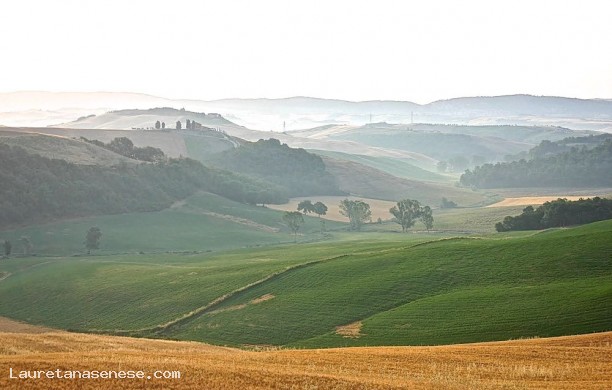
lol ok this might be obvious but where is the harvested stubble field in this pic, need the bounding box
[1,327,610,389]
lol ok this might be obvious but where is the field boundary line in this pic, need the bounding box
[91,254,349,336]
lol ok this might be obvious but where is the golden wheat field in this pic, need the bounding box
[267,196,397,222]
[1,317,611,390]
[486,196,592,208]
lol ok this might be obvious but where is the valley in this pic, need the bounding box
[1,94,611,389]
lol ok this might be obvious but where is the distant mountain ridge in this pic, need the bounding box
[422,94,612,119]
[1,91,612,131]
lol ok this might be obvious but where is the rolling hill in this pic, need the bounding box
[3,92,612,131]
[1,220,609,347]
[321,156,491,205]
[312,149,450,182]
[0,131,134,166]
[205,138,344,197]
[1,126,193,157]
[55,107,235,130]
[0,191,341,256]
[300,123,545,162]
[1,91,610,389]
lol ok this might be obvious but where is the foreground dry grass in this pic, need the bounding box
[1,325,610,390]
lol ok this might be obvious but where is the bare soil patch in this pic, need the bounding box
[335,321,363,338]
[209,294,276,315]
[250,293,275,304]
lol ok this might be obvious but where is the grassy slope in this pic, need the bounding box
[2,219,607,348]
[409,123,591,144]
[312,149,451,183]
[181,132,237,162]
[0,132,135,166]
[0,252,309,330]
[0,239,403,332]
[0,192,342,256]
[328,126,532,160]
[163,221,612,347]
[1,126,193,158]
[322,157,493,205]
[408,205,527,233]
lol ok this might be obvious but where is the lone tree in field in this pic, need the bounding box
[421,206,434,231]
[339,199,371,231]
[297,200,315,215]
[389,199,434,232]
[3,240,11,257]
[186,119,191,130]
[313,201,328,232]
[85,227,102,255]
[313,201,328,219]
[389,199,422,232]
[161,121,166,129]
[176,120,182,130]
[155,120,161,129]
[282,211,304,242]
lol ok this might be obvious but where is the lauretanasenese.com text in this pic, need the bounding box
[8,368,181,380]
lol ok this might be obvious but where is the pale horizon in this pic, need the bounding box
[1,0,611,104]
[2,90,611,105]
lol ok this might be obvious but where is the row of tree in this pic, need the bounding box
[282,198,435,240]
[337,198,434,232]
[495,197,612,232]
[155,119,207,131]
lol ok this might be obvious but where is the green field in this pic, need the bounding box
[365,205,528,234]
[0,219,610,348]
[0,192,344,256]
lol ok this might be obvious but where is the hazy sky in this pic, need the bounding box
[1,0,611,103]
